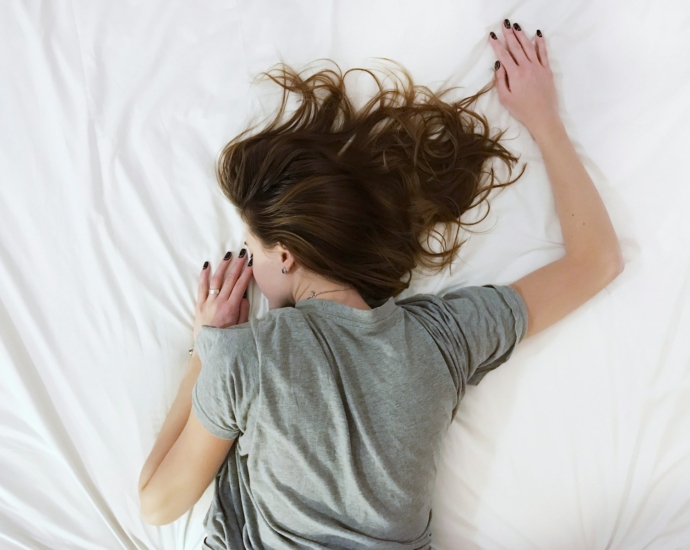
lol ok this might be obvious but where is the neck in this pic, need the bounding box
[294,278,370,310]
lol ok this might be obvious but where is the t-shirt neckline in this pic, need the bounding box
[294,296,397,324]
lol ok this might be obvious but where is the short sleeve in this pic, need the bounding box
[398,284,528,393]
[191,324,259,440]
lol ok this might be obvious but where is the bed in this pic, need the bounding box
[2,0,689,548]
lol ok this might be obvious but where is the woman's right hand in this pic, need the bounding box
[489,21,560,139]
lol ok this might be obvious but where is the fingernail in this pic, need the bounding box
[489,31,497,39]
[495,60,500,71]
[247,256,253,267]
[503,19,511,28]
[536,29,542,37]
[513,22,521,31]
[223,251,232,261]
[203,261,209,270]
[239,248,247,258]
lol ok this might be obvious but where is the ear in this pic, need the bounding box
[277,242,296,271]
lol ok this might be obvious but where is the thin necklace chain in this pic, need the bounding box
[307,287,350,300]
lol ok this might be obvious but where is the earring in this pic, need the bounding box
[282,267,287,274]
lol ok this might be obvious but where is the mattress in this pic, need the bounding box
[1,0,689,548]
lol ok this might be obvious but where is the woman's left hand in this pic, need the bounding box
[193,251,253,342]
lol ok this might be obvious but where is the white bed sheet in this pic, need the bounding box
[1,0,689,548]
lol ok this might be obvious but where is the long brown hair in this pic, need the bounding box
[216,58,525,305]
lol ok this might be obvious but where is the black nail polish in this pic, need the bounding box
[490,31,497,39]
[224,251,232,261]
[495,60,500,71]
[536,29,542,37]
[203,261,209,270]
[239,248,246,258]
[247,256,253,267]
[503,19,511,28]
[513,22,521,31]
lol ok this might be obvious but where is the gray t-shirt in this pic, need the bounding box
[192,284,528,549]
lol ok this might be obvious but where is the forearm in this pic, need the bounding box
[139,351,202,492]
[531,118,623,266]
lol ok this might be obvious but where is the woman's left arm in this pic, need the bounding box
[138,352,201,495]
[138,252,253,525]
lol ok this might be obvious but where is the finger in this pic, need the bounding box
[239,297,250,324]
[501,21,528,65]
[210,251,234,297]
[494,60,511,94]
[227,259,254,304]
[197,261,210,305]
[218,248,247,303]
[488,33,518,79]
[535,30,550,69]
[511,22,536,63]
[219,249,249,300]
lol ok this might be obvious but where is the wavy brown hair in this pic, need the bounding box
[215,58,525,305]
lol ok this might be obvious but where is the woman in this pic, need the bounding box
[138,20,623,549]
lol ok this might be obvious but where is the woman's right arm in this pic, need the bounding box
[489,22,623,339]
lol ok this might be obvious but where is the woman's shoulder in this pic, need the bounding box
[202,304,304,347]
[243,305,308,337]
[196,322,256,359]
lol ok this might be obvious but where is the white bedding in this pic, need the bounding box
[2,1,689,548]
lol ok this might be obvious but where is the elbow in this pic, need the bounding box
[140,505,175,527]
[608,247,625,277]
[573,245,624,278]
[601,252,625,284]
[139,490,166,526]
[584,243,624,279]
[141,511,170,527]
[139,488,180,526]
[610,245,625,274]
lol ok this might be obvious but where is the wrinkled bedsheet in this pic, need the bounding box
[1,1,689,548]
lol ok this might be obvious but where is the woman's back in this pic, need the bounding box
[193,284,528,549]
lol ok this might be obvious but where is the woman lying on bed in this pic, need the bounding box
[138,19,623,549]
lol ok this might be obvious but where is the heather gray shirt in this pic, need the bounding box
[192,284,528,549]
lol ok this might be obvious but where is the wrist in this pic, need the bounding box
[529,116,567,147]
[189,349,202,371]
